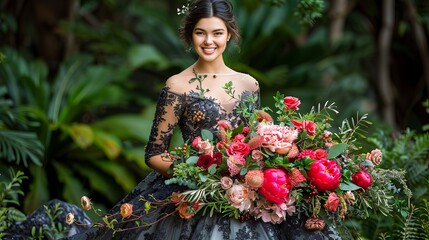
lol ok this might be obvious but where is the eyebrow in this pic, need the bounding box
[194,28,225,32]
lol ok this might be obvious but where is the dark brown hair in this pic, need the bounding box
[179,0,240,47]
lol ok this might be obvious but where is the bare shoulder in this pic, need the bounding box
[165,71,193,94]
[239,73,259,91]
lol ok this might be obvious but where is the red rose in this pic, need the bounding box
[307,159,341,192]
[213,152,223,165]
[291,119,302,129]
[324,192,339,212]
[284,96,301,110]
[259,168,292,204]
[226,142,251,157]
[242,126,251,136]
[196,155,215,170]
[314,149,328,160]
[352,170,372,189]
[302,120,316,136]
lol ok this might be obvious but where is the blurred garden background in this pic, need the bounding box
[1,0,429,239]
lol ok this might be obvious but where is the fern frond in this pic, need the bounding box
[0,130,44,166]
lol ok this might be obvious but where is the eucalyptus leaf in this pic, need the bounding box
[199,173,208,182]
[339,182,361,191]
[327,143,348,159]
[201,129,213,141]
[186,156,199,165]
[208,164,217,175]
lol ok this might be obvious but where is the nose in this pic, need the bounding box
[204,35,213,45]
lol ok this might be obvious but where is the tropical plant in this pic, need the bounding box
[0,47,157,215]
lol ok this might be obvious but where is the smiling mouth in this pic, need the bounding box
[202,47,216,54]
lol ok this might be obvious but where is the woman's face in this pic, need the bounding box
[192,17,231,63]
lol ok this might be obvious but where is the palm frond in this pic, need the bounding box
[0,130,44,166]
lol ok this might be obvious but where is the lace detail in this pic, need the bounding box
[145,84,260,165]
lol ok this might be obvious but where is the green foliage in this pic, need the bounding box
[0,47,153,213]
[0,169,28,238]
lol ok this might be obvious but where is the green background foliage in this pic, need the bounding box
[1,0,429,238]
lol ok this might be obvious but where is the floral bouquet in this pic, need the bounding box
[156,92,411,230]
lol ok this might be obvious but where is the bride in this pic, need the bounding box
[6,0,350,239]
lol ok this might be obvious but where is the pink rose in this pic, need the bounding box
[227,154,245,176]
[324,192,339,212]
[218,120,232,130]
[220,176,233,189]
[259,168,292,204]
[234,134,245,142]
[227,142,250,157]
[192,136,214,155]
[314,149,328,160]
[196,154,215,170]
[283,96,301,110]
[352,170,372,189]
[307,159,341,192]
[302,120,316,136]
[251,150,264,162]
[245,170,264,189]
[242,126,251,136]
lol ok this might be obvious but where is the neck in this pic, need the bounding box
[193,59,227,74]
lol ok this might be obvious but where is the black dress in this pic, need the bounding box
[6,73,352,240]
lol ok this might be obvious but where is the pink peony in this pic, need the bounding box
[245,170,264,189]
[307,159,341,192]
[257,122,298,153]
[324,192,339,212]
[259,168,292,204]
[227,154,245,176]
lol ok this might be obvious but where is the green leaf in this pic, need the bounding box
[7,208,27,222]
[93,129,122,159]
[24,166,49,213]
[208,164,217,175]
[62,124,94,149]
[128,44,169,70]
[92,160,136,192]
[339,182,361,191]
[199,173,208,182]
[201,129,213,141]
[186,156,199,165]
[240,167,248,176]
[53,162,87,204]
[327,143,348,159]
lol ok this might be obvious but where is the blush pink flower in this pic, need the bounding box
[227,154,245,176]
[366,148,382,166]
[220,177,233,189]
[192,136,214,155]
[251,150,264,161]
[283,96,301,110]
[226,182,254,211]
[307,159,341,192]
[259,168,292,204]
[324,192,339,212]
[256,122,298,153]
[245,170,264,189]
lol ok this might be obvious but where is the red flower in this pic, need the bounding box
[291,119,302,129]
[213,152,223,165]
[283,96,301,110]
[289,168,307,188]
[307,159,341,192]
[302,120,316,136]
[196,155,215,170]
[352,170,372,189]
[242,126,251,136]
[297,149,316,160]
[227,142,250,157]
[314,149,328,160]
[324,192,339,212]
[259,168,292,204]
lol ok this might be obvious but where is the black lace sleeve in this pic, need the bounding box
[144,87,186,166]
